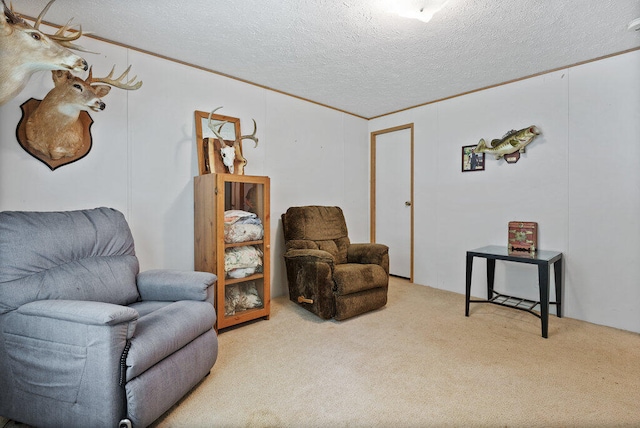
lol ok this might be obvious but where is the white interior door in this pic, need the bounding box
[373,126,412,279]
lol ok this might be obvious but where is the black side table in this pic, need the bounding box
[465,245,563,338]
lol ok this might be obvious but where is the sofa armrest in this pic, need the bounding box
[283,248,335,265]
[3,300,138,415]
[17,300,138,327]
[347,243,390,272]
[136,269,217,302]
[283,249,336,319]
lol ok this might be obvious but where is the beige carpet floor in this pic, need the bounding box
[2,278,638,427]
[150,278,640,428]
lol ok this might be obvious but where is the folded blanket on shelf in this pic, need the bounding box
[225,281,263,316]
[224,210,264,243]
[225,223,264,244]
[224,210,262,225]
[225,245,263,278]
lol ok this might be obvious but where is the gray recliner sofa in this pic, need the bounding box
[0,207,218,428]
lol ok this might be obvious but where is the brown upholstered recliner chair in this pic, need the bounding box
[282,206,389,320]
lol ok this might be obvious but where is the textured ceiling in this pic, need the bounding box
[12,0,640,118]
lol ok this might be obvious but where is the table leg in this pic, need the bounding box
[486,258,496,300]
[465,254,473,316]
[538,263,550,338]
[554,258,563,318]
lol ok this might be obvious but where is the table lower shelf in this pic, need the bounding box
[469,291,559,319]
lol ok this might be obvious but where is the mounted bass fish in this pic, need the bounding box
[475,126,541,159]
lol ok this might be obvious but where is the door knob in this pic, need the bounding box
[405,201,412,206]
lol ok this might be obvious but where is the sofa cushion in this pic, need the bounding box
[128,301,172,318]
[126,300,215,381]
[316,237,349,264]
[333,264,388,295]
[0,208,140,313]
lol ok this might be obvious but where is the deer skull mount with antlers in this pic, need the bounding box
[16,66,142,170]
[207,107,258,175]
[0,0,90,106]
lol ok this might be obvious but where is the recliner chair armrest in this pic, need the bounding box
[347,243,390,270]
[137,269,217,302]
[283,248,335,265]
[17,300,138,327]
[3,300,138,423]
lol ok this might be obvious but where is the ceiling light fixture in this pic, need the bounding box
[628,17,640,31]
[389,0,450,23]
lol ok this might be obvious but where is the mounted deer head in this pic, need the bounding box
[207,106,258,175]
[0,0,90,105]
[24,65,142,160]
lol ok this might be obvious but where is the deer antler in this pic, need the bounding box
[52,19,82,42]
[208,107,259,148]
[86,65,143,90]
[3,0,22,26]
[239,119,259,148]
[33,0,55,30]
[32,0,92,52]
[207,107,229,145]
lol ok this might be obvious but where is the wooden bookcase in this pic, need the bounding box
[194,173,270,331]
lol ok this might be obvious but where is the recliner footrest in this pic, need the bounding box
[333,264,388,294]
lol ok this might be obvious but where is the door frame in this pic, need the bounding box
[370,123,414,282]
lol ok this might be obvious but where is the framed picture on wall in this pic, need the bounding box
[462,145,484,172]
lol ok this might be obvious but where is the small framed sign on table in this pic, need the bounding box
[508,221,538,255]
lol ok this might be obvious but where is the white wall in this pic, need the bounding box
[2,28,638,333]
[567,51,640,331]
[0,33,369,299]
[369,50,640,333]
[0,37,131,214]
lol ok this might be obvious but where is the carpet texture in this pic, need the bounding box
[2,278,638,427]
[149,278,640,427]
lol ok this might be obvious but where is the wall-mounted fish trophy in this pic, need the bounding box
[474,126,541,163]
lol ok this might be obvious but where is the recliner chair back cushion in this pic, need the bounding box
[0,207,140,314]
[282,206,350,264]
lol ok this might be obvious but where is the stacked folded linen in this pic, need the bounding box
[224,245,263,279]
[224,210,264,244]
[224,281,263,316]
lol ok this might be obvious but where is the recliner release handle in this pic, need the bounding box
[298,296,313,304]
